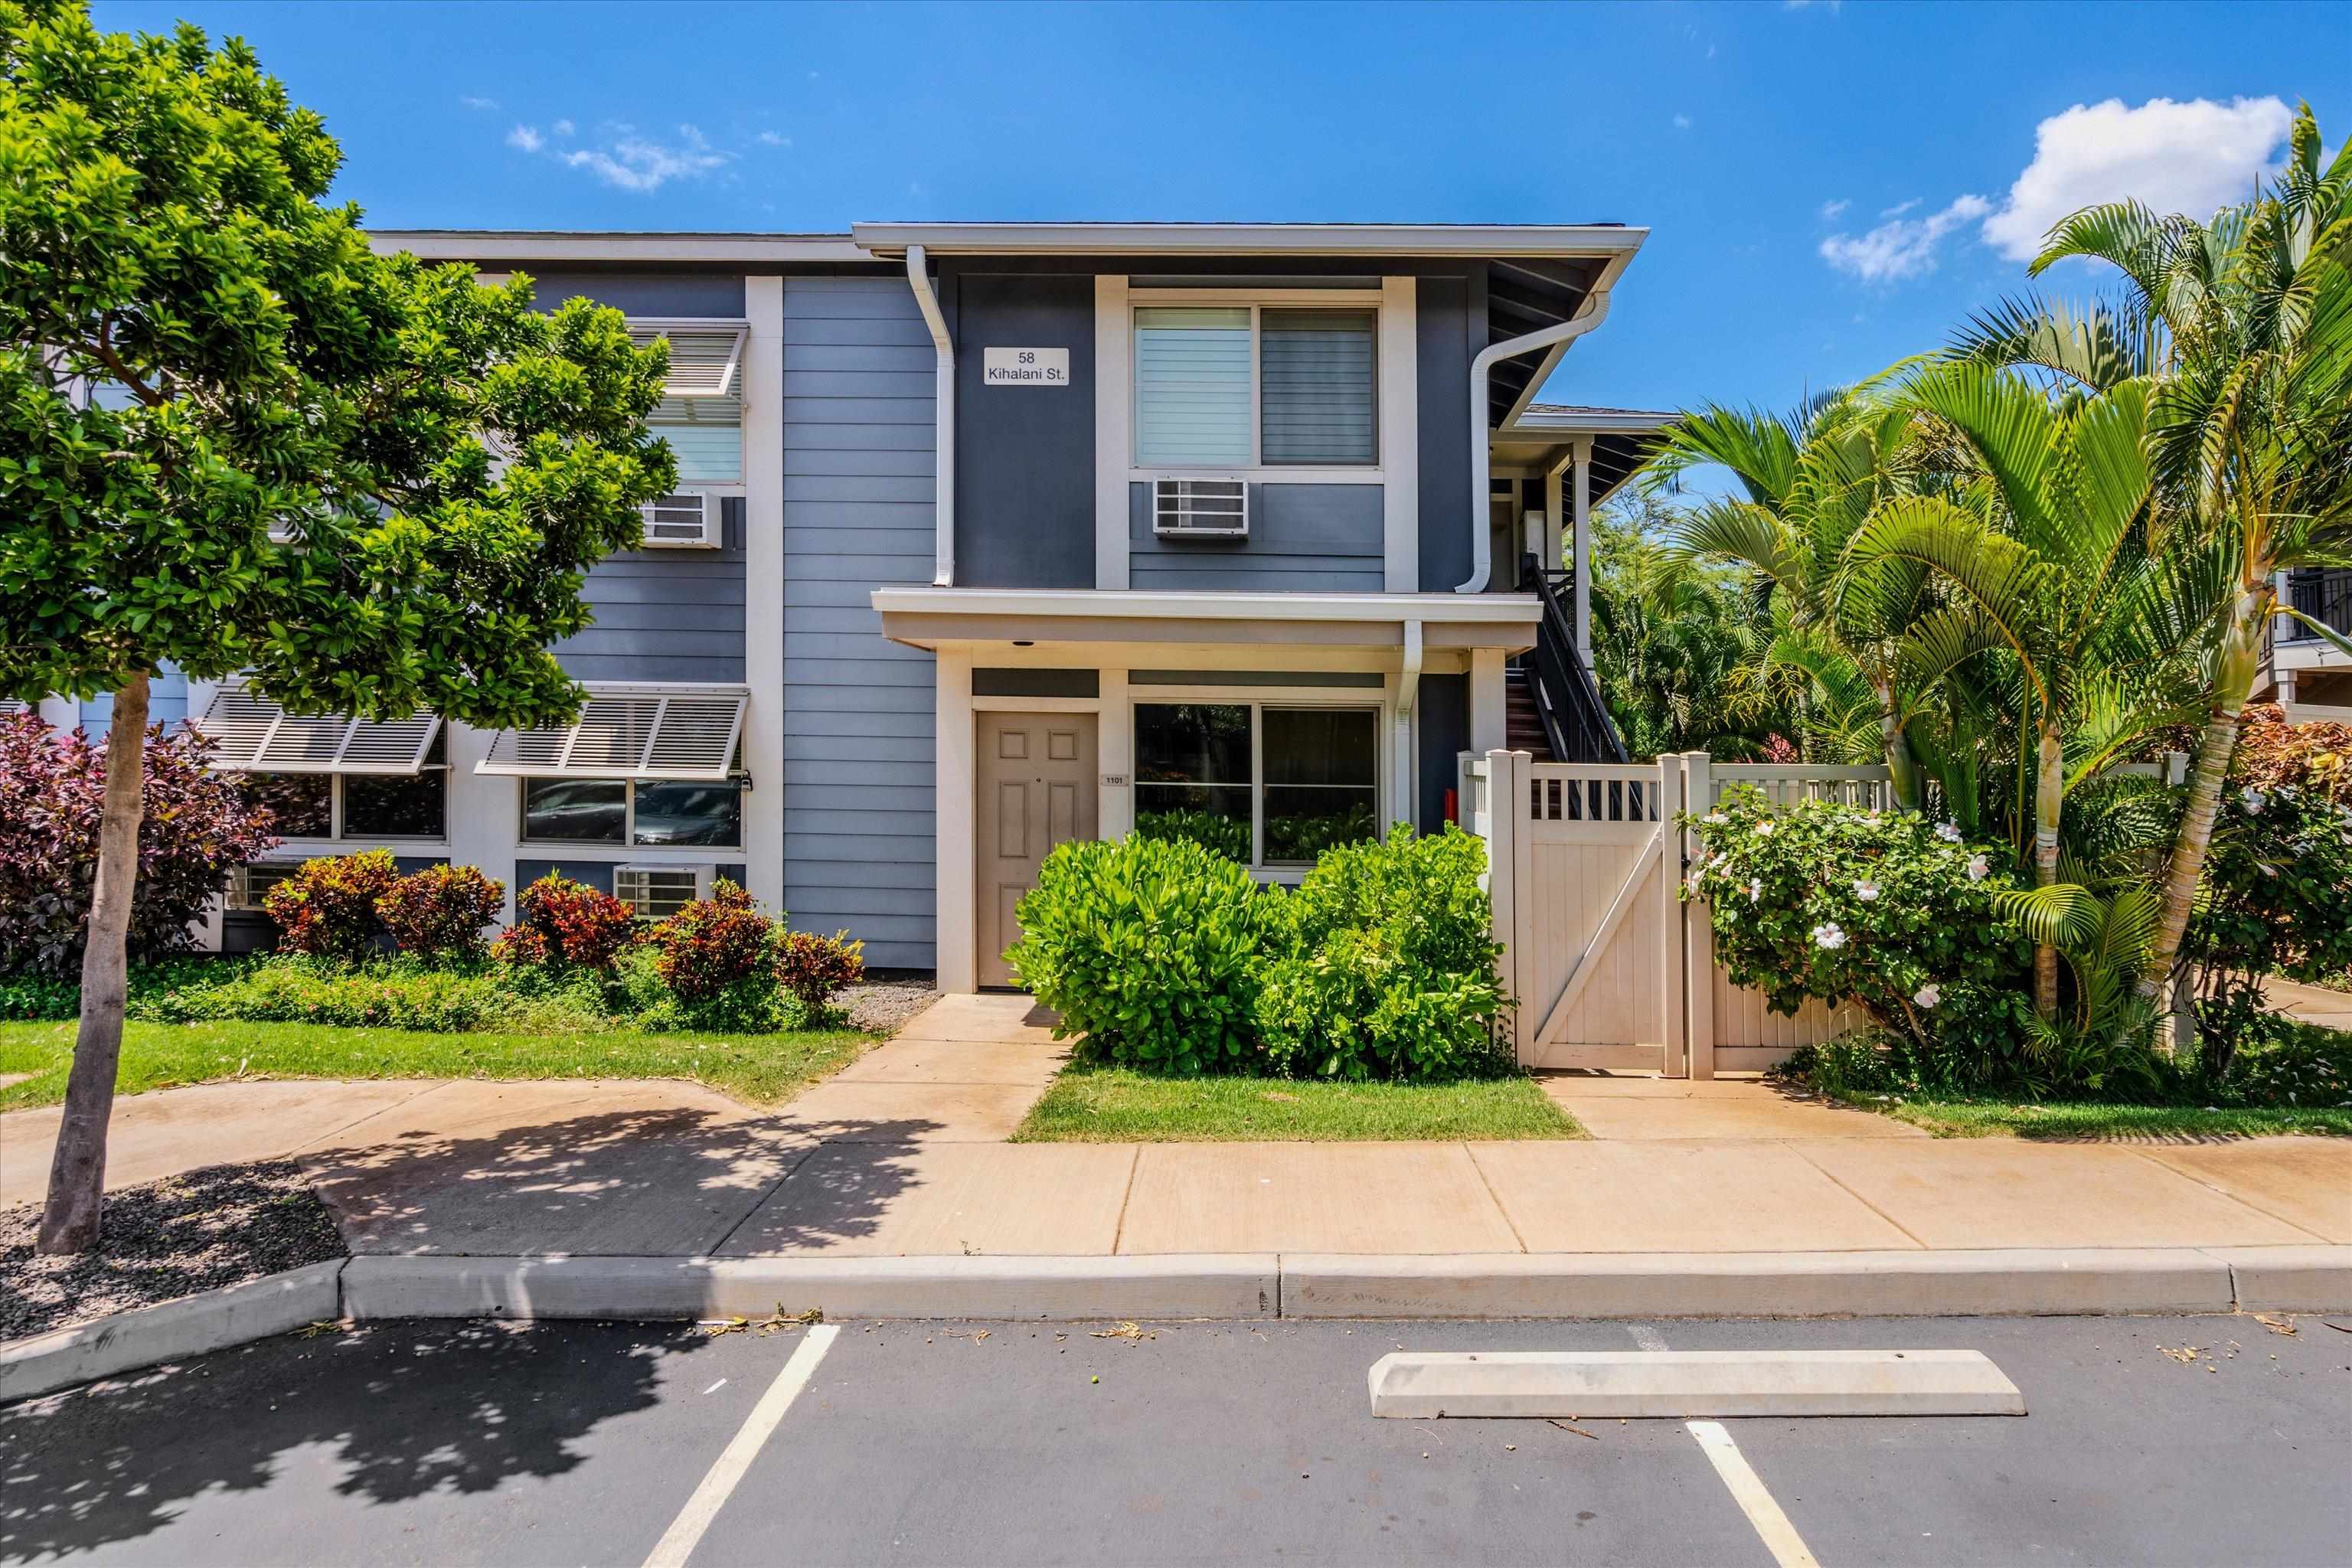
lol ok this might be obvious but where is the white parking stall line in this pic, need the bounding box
[1687,1419,1821,1568]
[1625,1322,1671,1352]
[643,1325,841,1568]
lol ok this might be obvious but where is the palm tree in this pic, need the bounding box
[1843,364,2216,1015]
[2028,106,2352,1004]
[1642,390,1983,810]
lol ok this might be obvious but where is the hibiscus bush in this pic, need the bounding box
[1683,788,2034,1080]
[263,849,400,959]
[0,713,279,978]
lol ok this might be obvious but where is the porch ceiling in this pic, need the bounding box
[871,587,1540,653]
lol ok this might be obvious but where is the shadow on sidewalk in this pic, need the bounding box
[301,1106,945,1256]
[1,1109,944,1560]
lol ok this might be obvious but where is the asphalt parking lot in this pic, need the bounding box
[3,1311,2345,1566]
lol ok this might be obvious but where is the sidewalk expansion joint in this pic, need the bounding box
[1780,1138,1932,1250]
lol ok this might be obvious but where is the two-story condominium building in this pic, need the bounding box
[74,223,1665,988]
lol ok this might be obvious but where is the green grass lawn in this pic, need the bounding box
[0,1017,876,1112]
[1818,1089,2352,1140]
[1011,1063,1585,1142]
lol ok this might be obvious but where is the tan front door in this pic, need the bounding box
[975,711,1099,987]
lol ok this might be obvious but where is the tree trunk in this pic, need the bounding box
[2032,719,2064,1020]
[2138,590,2264,1009]
[1873,678,1921,812]
[37,673,150,1255]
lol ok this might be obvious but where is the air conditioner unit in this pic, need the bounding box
[613,864,714,919]
[230,861,301,912]
[1152,479,1249,539]
[639,491,721,549]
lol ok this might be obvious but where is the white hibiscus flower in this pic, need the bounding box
[1936,821,1962,842]
[1854,879,1880,902]
[1812,922,1847,950]
[1966,854,1989,883]
[2240,787,2265,815]
[1913,983,1942,1008]
[1704,812,1727,825]
[1755,821,1775,838]
[1747,878,1762,903]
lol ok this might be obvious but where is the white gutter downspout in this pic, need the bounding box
[904,245,956,586]
[1456,290,1612,593]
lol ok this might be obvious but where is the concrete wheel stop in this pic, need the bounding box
[1367,1348,2025,1419]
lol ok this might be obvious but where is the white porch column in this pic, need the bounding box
[443,721,517,922]
[1094,275,1132,591]
[742,275,786,910]
[1542,455,1567,574]
[1380,275,1419,592]
[1572,436,1593,662]
[1099,665,1132,839]
[934,647,976,993]
[1468,647,1508,756]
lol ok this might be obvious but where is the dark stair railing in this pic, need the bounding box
[1517,551,1628,764]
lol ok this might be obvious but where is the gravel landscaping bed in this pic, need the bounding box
[843,979,940,1035]
[1,1161,345,1343]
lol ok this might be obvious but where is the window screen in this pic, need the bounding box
[1259,309,1376,465]
[1133,307,1252,467]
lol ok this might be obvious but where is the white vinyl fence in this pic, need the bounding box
[1462,748,2187,1076]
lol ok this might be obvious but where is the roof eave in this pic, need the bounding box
[850,222,1649,260]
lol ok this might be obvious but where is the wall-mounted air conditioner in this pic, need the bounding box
[639,490,721,549]
[613,864,714,918]
[1152,479,1250,539]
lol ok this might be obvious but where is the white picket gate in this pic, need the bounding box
[1462,750,1871,1076]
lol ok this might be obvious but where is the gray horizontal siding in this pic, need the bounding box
[1129,482,1384,593]
[558,498,746,682]
[782,275,937,970]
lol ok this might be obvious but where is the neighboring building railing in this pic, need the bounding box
[2280,568,2352,643]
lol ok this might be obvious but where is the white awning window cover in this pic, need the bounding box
[0,698,29,717]
[200,680,441,774]
[629,320,747,400]
[477,684,747,782]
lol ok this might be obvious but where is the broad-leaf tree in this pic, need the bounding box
[0,1,675,1250]
[2029,104,2352,1004]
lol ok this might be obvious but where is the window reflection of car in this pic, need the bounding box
[526,782,626,839]
[632,783,740,845]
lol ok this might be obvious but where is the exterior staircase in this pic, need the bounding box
[1504,663,1555,758]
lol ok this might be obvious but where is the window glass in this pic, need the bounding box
[345,771,446,838]
[1133,307,1252,467]
[523,779,627,843]
[247,773,332,838]
[632,781,743,848]
[1135,703,1253,862]
[651,410,743,483]
[1263,707,1380,864]
[1260,309,1376,465]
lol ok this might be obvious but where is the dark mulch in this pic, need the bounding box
[1,1161,346,1343]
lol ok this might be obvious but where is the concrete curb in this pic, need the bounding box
[1279,1249,2250,1319]
[339,1253,1281,1323]
[0,1259,346,1406]
[8,1244,2347,1403]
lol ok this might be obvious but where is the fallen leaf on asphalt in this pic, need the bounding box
[1093,1321,1156,1341]
[699,1317,750,1337]
[296,1320,339,1339]
[2252,1314,2297,1336]
[2158,1344,2203,1363]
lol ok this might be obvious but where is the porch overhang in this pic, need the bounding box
[1490,404,1677,511]
[871,588,1541,655]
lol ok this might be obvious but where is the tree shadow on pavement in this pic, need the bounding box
[0,1108,939,1560]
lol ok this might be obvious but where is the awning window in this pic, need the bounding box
[477,685,747,782]
[629,320,747,400]
[199,680,442,774]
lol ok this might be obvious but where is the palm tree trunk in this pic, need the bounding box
[38,673,149,1255]
[1873,678,1920,812]
[2138,586,2266,1009]
[2033,718,2064,1019]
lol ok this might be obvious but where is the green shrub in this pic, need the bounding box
[1684,789,2034,1085]
[0,969,78,1021]
[130,952,518,1031]
[1134,808,1252,864]
[1008,834,1276,1074]
[263,850,399,959]
[645,880,774,1001]
[2220,1016,2351,1109]
[1254,825,1508,1080]
[376,864,505,962]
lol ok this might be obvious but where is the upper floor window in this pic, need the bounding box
[1133,305,1377,469]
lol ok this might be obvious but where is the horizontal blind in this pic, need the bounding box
[1134,306,1252,467]
[653,422,743,482]
[1260,309,1376,465]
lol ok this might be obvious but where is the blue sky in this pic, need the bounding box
[97,0,2346,416]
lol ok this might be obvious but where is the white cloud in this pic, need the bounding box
[1672,113,1692,131]
[1818,198,1850,221]
[1819,193,1991,282]
[553,119,575,138]
[554,123,729,192]
[756,130,791,147]
[460,95,498,111]
[505,123,544,153]
[1978,96,2292,260]
[1878,198,1919,219]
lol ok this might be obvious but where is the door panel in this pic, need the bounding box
[975,712,1099,988]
